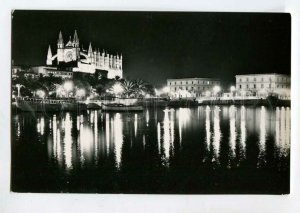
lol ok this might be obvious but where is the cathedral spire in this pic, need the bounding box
[73,30,79,43]
[58,31,64,45]
[47,45,52,58]
[88,42,93,55]
[46,45,53,65]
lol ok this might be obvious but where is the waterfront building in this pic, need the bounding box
[235,73,291,99]
[32,66,73,79]
[46,30,123,79]
[167,78,220,98]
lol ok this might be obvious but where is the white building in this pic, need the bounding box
[46,30,123,79]
[235,73,290,99]
[167,78,220,98]
[32,66,73,79]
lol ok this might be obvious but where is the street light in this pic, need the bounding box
[36,90,45,99]
[16,84,23,97]
[213,85,221,94]
[230,86,236,93]
[76,89,86,99]
[112,83,124,96]
[63,81,73,97]
[230,86,236,98]
[162,86,170,93]
[205,90,211,97]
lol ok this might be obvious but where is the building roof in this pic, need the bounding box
[167,77,220,81]
[235,73,290,77]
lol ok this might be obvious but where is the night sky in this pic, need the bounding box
[12,10,291,88]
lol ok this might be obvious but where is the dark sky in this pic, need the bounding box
[12,10,291,87]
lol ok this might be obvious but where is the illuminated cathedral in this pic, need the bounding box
[46,30,123,79]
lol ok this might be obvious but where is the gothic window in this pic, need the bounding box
[240,85,242,89]
[254,84,256,89]
[246,84,249,89]
[261,84,264,88]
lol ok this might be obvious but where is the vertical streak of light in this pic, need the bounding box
[134,113,138,137]
[40,117,45,136]
[258,106,266,167]
[205,106,211,151]
[57,128,62,167]
[157,122,161,155]
[240,106,246,160]
[229,106,236,159]
[275,107,280,149]
[64,113,72,170]
[170,109,175,148]
[105,113,110,155]
[146,109,149,127]
[280,107,285,156]
[77,115,80,131]
[178,111,182,145]
[37,118,41,134]
[163,109,170,160]
[114,113,123,168]
[94,111,98,162]
[53,115,57,159]
[79,122,84,165]
[90,110,94,124]
[212,106,221,162]
[16,115,21,139]
[286,107,290,152]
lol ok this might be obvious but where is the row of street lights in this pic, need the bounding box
[156,85,236,98]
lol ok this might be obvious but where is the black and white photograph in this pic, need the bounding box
[11,10,291,194]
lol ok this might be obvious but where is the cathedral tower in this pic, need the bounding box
[57,31,64,64]
[72,30,80,61]
[46,45,53,65]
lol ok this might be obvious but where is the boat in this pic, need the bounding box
[102,103,143,112]
[15,97,87,112]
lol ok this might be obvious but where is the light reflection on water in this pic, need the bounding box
[12,106,291,193]
[17,106,291,171]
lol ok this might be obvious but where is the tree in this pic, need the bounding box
[120,79,135,98]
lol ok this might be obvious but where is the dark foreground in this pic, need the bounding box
[11,106,290,194]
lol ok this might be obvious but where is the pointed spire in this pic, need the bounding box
[47,45,52,58]
[88,42,93,53]
[58,31,64,44]
[73,30,79,43]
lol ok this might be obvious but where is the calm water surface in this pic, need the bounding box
[11,106,290,194]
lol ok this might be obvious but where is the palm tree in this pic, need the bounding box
[132,79,147,97]
[120,80,135,98]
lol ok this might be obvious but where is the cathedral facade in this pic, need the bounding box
[46,30,123,79]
